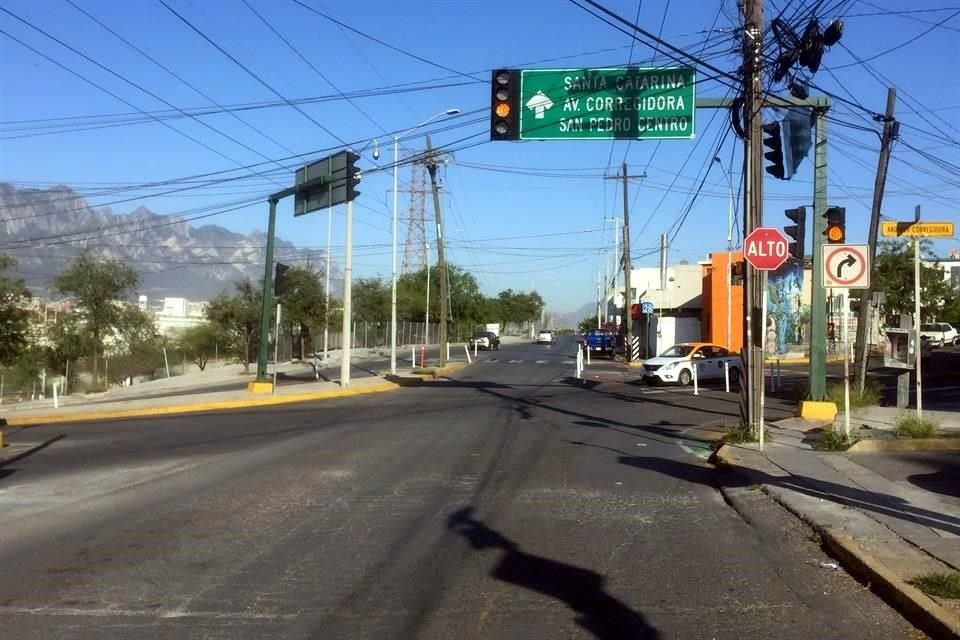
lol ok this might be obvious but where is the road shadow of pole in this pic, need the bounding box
[621,454,960,538]
[447,506,660,640]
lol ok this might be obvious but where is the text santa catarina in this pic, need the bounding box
[519,67,697,141]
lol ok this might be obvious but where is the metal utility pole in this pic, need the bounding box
[914,204,923,421]
[741,0,765,433]
[621,162,633,362]
[809,108,829,399]
[340,199,353,387]
[256,196,279,382]
[425,135,449,366]
[855,87,898,393]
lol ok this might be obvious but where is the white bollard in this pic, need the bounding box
[692,363,699,396]
[411,345,416,366]
[474,341,478,358]
[53,381,59,409]
[446,342,450,361]
[586,346,591,365]
[724,361,730,393]
[464,344,472,364]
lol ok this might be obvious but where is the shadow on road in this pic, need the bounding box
[621,454,960,538]
[447,506,660,640]
[908,454,960,500]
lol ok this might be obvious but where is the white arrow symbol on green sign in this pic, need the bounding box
[525,90,554,119]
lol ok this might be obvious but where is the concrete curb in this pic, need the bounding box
[1,382,399,428]
[712,443,960,639]
[847,437,960,453]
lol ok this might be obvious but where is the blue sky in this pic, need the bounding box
[1,0,958,315]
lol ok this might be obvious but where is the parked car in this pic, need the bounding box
[536,329,555,345]
[642,343,741,386]
[469,331,500,350]
[919,322,959,348]
[583,328,615,356]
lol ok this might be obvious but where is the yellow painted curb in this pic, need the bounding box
[246,381,274,394]
[847,437,960,453]
[800,400,838,421]
[3,382,399,428]
[627,361,646,368]
[0,430,3,448]
[824,533,960,639]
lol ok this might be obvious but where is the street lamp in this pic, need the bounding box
[713,156,736,351]
[391,108,460,374]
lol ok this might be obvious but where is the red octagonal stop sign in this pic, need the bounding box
[744,227,789,271]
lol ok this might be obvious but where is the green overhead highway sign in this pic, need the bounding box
[518,67,696,141]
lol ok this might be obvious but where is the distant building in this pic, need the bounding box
[147,296,208,335]
[923,251,960,288]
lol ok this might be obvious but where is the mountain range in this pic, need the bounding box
[0,183,336,302]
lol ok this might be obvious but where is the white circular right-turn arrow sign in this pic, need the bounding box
[823,244,870,288]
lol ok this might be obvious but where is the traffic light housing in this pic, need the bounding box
[762,121,786,179]
[345,150,361,202]
[784,206,806,260]
[824,206,846,243]
[491,69,519,141]
[275,262,291,296]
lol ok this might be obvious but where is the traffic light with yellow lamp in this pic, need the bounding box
[824,206,846,243]
[490,70,519,140]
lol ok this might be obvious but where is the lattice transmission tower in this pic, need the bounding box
[401,148,431,274]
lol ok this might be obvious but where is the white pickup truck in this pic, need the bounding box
[642,343,741,386]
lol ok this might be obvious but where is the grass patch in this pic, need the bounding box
[895,415,939,439]
[827,379,881,409]
[819,429,857,451]
[721,423,770,445]
[909,572,960,599]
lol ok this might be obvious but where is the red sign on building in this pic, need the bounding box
[743,227,789,271]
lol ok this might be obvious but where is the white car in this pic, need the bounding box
[642,343,741,386]
[536,329,555,345]
[919,322,958,348]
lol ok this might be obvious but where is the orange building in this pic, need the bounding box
[700,251,745,352]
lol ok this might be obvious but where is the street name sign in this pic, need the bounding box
[518,67,696,141]
[744,227,790,271]
[881,221,955,238]
[823,244,870,289]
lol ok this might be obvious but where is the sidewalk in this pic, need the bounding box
[714,422,960,638]
[0,351,457,430]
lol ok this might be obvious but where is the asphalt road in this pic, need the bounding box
[0,337,921,639]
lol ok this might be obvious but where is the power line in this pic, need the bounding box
[157,0,349,146]
[0,16,285,187]
[830,8,960,69]
[64,0,297,159]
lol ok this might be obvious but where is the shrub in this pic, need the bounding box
[827,379,881,409]
[909,572,960,599]
[895,415,938,438]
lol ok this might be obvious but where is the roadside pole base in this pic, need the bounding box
[246,381,274,394]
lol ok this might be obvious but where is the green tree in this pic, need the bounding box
[874,240,953,319]
[352,277,390,324]
[0,255,31,366]
[53,250,139,385]
[577,315,596,334]
[175,322,220,371]
[205,279,261,374]
[107,305,163,383]
[277,266,327,359]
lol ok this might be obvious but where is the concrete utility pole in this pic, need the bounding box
[742,0,765,433]
[621,162,633,362]
[855,87,898,393]
[809,108,829,399]
[425,135,449,366]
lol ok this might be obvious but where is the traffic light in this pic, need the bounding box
[762,121,786,179]
[490,69,519,141]
[784,206,806,260]
[824,206,846,243]
[345,150,361,202]
[275,262,291,296]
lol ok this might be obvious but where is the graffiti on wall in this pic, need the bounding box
[767,262,807,355]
